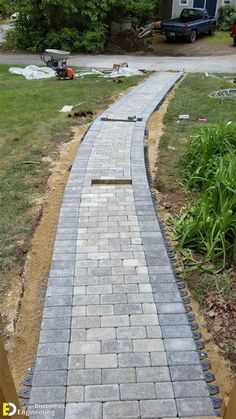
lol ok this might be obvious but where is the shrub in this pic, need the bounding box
[182,124,236,190]
[218,4,236,31]
[3,0,160,53]
[175,124,236,269]
[75,26,107,53]
[46,28,80,52]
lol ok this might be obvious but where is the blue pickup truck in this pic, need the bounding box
[161,8,217,43]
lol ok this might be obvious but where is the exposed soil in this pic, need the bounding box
[4,124,89,389]
[146,82,180,179]
[203,284,236,369]
[105,29,148,54]
[146,84,234,406]
[106,30,236,56]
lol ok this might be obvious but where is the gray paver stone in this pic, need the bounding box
[85,384,119,402]
[120,383,156,400]
[65,402,102,419]
[176,398,215,417]
[103,401,140,419]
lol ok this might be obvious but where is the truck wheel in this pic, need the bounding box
[234,38,236,46]
[166,35,172,42]
[208,25,216,35]
[189,30,197,43]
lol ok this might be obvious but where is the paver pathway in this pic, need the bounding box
[29,73,216,419]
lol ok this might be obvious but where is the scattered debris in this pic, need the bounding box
[19,161,41,165]
[113,79,123,84]
[209,89,236,101]
[207,73,221,80]
[137,21,161,38]
[59,101,86,113]
[179,114,190,120]
[76,69,104,77]
[68,110,94,119]
[9,65,55,80]
[112,62,128,71]
[105,68,143,78]
[101,115,143,122]
[197,118,208,123]
[76,67,143,79]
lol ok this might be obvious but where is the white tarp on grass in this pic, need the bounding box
[76,67,143,78]
[9,65,55,80]
[104,67,143,78]
[9,65,142,80]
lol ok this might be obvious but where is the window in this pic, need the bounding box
[223,0,231,4]
[181,8,203,21]
[179,0,189,5]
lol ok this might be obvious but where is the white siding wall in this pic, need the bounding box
[172,0,236,18]
[172,0,194,18]
[217,0,236,7]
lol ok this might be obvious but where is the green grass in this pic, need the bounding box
[0,65,142,277]
[205,30,232,46]
[155,73,236,192]
[155,73,236,302]
[185,271,236,305]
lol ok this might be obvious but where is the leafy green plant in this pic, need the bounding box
[182,124,236,190]
[218,4,236,31]
[46,28,80,52]
[3,0,160,52]
[75,26,107,53]
[175,124,236,269]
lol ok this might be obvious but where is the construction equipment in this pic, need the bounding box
[41,49,74,79]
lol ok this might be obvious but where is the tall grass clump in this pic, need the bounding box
[183,124,236,189]
[175,123,236,269]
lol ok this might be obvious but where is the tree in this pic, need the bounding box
[0,0,16,18]
[5,0,160,52]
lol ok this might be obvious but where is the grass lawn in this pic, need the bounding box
[156,73,236,192]
[155,73,236,367]
[205,30,232,46]
[0,65,143,287]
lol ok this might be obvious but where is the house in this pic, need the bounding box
[162,0,236,19]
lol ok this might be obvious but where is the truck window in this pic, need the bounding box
[180,8,203,22]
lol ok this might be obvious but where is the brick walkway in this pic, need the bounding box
[29,73,216,418]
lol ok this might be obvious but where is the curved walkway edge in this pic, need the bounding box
[29,72,217,419]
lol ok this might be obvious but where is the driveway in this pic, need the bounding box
[0,53,235,72]
[0,23,12,43]
[144,34,235,57]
